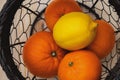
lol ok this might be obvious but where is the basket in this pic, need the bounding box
[0,0,120,80]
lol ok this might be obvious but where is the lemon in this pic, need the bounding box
[53,12,97,50]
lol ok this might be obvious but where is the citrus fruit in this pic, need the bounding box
[58,50,102,80]
[87,20,115,59]
[53,12,97,50]
[23,31,65,78]
[45,0,82,31]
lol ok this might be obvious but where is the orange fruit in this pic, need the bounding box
[23,31,65,78]
[87,20,115,59]
[58,50,102,80]
[45,0,82,31]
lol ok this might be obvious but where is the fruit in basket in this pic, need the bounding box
[87,20,115,59]
[23,31,65,78]
[53,12,97,50]
[58,50,102,80]
[45,0,82,31]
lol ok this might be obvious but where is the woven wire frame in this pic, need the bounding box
[0,0,120,80]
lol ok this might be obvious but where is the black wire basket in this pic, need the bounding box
[0,0,120,80]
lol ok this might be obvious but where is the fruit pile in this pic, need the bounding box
[23,0,115,80]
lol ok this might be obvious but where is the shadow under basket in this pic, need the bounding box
[0,0,120,80]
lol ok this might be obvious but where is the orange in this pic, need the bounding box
[58,50,102,80]
[45,0,82,31]
[23,31,65,78]
[87,20,115,59]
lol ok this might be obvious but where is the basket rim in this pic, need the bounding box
[0,0,25,80]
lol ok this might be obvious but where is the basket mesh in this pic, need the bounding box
[0,0,120,80]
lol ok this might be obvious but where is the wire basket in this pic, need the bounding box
[0,0,120,80]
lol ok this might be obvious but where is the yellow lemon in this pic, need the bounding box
[53,12,97,50]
